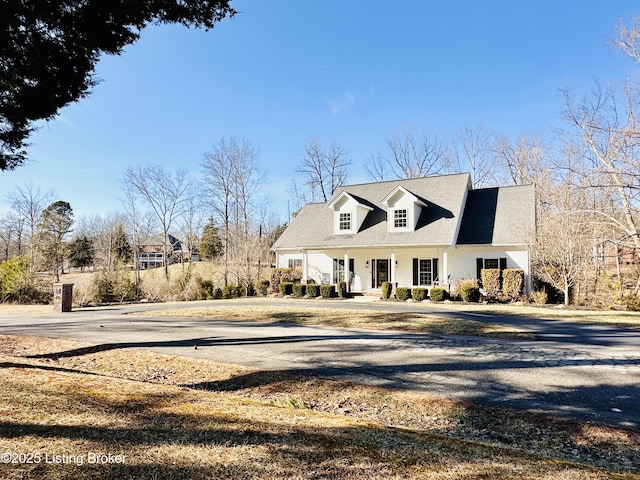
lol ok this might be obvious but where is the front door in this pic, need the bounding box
[372,259,389,288]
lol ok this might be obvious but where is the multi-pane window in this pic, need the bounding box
[394,209,407,228]
[484,258,499,269]
[288,258,302,268]
[339,212,351,231]
[419,259,432,285]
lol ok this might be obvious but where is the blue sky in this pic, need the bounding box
[2,0,639,221]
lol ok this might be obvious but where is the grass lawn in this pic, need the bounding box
[0,334,638,479]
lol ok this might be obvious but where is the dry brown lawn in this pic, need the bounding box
[0,334,638,479]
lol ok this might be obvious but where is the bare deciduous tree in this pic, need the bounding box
[201,137,265,288]
[297,139,351,202]
[456,124,500,188]
[121,165,189,280]
[6,182,54,270]
[367,126,456,181]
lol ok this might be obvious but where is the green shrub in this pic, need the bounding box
[279,282,294,296]
[481,268,501,297]
[412,287,427,302]
[337,281,347,298]
[429,287,448,302]
[529,291,548,305]
[503,269,524,300]
[381,281,392,299]
[395,287,411,301]
[200,279,216,299]
[293,283,306,297]
[213,287,223,299]
[222,283,242,299]
[256,279,270,296]
[306,284,320,297]
[320,284,335,298]
[461,284,480,303]
[453,278,478,300]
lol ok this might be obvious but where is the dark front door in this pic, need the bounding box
[373,259,389,288]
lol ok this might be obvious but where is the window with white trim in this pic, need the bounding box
[413,258,439,286]
[394,209,407,228]
[339,212,351,231]
[288,258,302,268]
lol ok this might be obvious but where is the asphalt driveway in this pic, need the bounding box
[1,298,639,429]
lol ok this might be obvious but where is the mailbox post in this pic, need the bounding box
[53,283,73,313]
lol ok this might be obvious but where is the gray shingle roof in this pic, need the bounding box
[272,174,534,250]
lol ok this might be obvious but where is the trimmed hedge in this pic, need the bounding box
[461,284,480,303]
[429,287,448,302]
[481,268,501,297]
[337,281,347,298]
[271,267,302,292]
[395,287,411,301]
[293,283,306,298]
[306,284,320,298]
[381,281,392,299]
[412,287,427,302]
[320,284,335,298]
[279,282,293,296]
[503,269,524,300]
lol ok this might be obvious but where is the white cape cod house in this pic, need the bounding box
[272,173,535,295]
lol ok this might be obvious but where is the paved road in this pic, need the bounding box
[1,298,639,429]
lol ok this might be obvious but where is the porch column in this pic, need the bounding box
[442,249,448,285]
[390,250,396,285]
[302,250,308,283]
[344,250,350,291]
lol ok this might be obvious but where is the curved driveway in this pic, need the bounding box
[1,298,639,429]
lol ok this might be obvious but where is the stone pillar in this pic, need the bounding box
[53,283,73,313]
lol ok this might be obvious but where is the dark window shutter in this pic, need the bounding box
[500,257,507,270]
[413,258,419,285]
[371,259,375,288]
[433,258,439,283]
[476,258,483,280]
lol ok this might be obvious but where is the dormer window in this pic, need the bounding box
[394,209,407,228]
[328,190,373,235]
[382,186,428,233]
[339,212,351,231]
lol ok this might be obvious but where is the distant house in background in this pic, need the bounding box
[271,173,535,295]
[137,234,183,270]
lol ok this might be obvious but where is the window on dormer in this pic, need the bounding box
[339,212,351,231]
[394,209,407,228]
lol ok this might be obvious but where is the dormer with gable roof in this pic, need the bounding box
[327,191,373,235]
[381,185,428,233]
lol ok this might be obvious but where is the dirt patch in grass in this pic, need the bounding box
[133,304,538,340]
[0,334,637,479]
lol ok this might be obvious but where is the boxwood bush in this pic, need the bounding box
[279,282,293,296]
[412,287,427,302]
[320,284,335,298]
[293,283,306,298]
[395,287,411,301]
[461,284,480,303]
[337,281,347,298]
[381,281,392,299]
[429,287,448,302]
[306,283,320,298]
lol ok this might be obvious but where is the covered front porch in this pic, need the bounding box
[279,247,450,294]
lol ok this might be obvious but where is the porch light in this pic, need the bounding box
[365,260,369,268]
